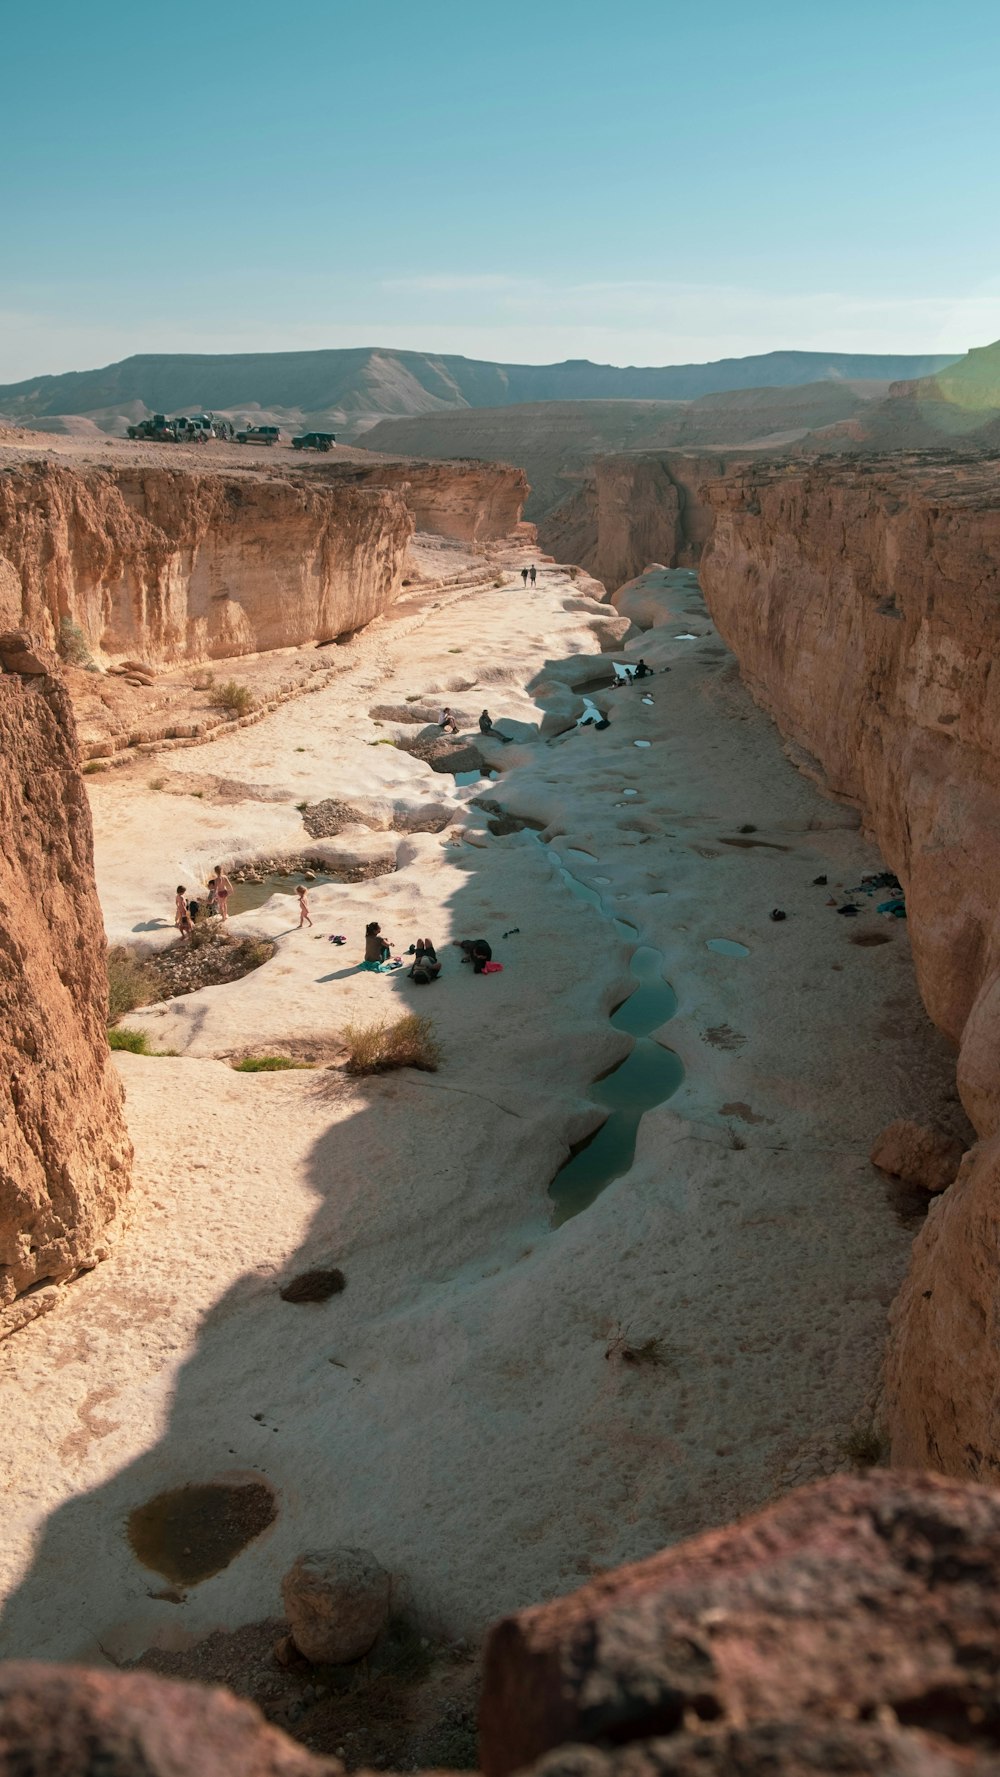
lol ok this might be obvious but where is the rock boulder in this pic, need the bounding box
[869,1119,964,1193]
[281,1546,391,1665]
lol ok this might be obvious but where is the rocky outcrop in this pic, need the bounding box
[869,1119,964,1193]
[481,1471,1000,1777]
[698,453,1000,1475]
[3,1473,998,1774]
[0,638,132,1335]
[0,462,413,666]
[281,1546,390,1665]
[542,454,735,588]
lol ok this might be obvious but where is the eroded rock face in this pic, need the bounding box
[697,454,1000,1477]
[870,1120,964,1193]
[542,454,735,588]
[0,462,414,666]
[480,1471,1000,1777]
[0,646,132,1334]
[338,458,528,542]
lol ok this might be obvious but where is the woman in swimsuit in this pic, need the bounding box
[212,864,233,924]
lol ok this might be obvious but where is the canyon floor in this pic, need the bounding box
[0,544,965,1702]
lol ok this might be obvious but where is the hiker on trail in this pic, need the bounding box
[296,884,313,928]
[409,938,442,983]
[438,706,459,734]
[212,865,233,923]
[634,658,654,680]
[521,566,529,587]
[529,564,537,586]
[175,886,193,938]
[479,709,512,743]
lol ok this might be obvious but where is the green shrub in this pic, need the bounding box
[344,1014,440,1076]
[58,616,95,669]
[842,1420,888,1469]
[108,1026,151,1053]
[232,1055,314,1073]
[83,760,107,775]
[107,947,156,1024]
[215,679,255,717]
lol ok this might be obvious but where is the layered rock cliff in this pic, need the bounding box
[0,462,413,666]
[542,452,734,586]
[332,458,528,542]
[698,452,1000,1474]
[0,635,132,1335]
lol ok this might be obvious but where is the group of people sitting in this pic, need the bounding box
[362,923,500,978]
[437,707,512,743]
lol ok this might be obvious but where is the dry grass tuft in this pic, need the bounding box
[344,1014,440,1076]
[215,679,255,717]
[107,946,157,1024]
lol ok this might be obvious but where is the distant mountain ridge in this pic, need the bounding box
[0,346,960,440]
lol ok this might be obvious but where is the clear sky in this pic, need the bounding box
[3,0,1000,380]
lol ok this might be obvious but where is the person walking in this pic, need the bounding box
[521,566,529,587]
[529,564,537,586]
[296,884,313,928]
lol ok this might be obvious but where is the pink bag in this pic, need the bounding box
[482,960,504,974]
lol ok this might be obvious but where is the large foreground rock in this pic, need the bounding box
[0,643,131,1334]
[479,1472,1000,1777]
[282,1546,391,1664]
[0,1663,338,1775]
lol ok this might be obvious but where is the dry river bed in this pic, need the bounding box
[0,552,961,1666]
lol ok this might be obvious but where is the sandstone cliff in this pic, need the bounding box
[0,636,132,1335]
[698,453,1000,1474]
[328,458,528,542]
[542,453,735,587]
[0,463,413,666]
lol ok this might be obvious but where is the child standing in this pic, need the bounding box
[296,884,313,928]
[175,886,193,938]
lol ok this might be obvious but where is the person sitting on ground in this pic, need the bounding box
[364,920,392,964]
[175,886,193,938]
[438,706,459,734]
[458,937,494,973]
[296,884,313,928]
[479,708,512,743]
[634,658,654,680]
[409,937,442,983]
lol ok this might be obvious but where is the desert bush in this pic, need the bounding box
[108,1026,151,1053]
[192,669,216,690]
[58,616,96,669]
[343,1014,440,1076]
[215,679,255,717]
[842,1419,888,1469]
[241,938,274,968]
[232,1055,313,1073]
[107,946,156,1024]
[83,760,107,774]
[568,565,580,580]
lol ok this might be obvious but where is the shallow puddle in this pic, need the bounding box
[541,845,683,1225]
[229,871,335,915]
[706,938,750,957]
[127,1480,277,1586]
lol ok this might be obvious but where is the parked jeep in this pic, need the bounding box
[292,431,337,451]
[236,425,281,446]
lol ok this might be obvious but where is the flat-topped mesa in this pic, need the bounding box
[698,451,1000,1478]
[0,462,414,667]
[0,635,132,1336]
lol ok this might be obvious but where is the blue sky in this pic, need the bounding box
[3,0,1000,378]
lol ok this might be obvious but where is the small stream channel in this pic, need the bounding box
[540,843,684,1226]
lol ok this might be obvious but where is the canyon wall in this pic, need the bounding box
[699,452,1000,1475]
[541,452,735,586]
[0,463,414,666]
[0,635,132,1336]
[331,458,528,541]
